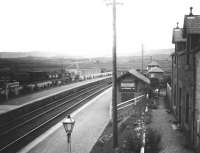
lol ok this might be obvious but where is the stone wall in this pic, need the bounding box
[171,51,195,145]
[195,51,200,147]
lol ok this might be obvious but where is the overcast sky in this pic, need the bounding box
[0,0,200,57]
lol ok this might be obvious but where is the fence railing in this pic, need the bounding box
[117,95,145,110]
[112,94,147,152]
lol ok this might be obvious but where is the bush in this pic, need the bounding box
[144,111,152,125]
[121,130,142,153]
[119,128,161,153]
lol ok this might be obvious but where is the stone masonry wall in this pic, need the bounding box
[195,51,200,147]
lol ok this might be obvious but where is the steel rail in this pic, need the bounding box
[0,83,106,136]
[0,81,106,133]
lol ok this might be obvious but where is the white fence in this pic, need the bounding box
[109,94,145,121]
[117,95,145,110]
[117,95,146,153]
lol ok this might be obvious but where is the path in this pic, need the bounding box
[150,94,194,153]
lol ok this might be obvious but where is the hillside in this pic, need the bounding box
[0,53,172,76]
[94,54,171,74]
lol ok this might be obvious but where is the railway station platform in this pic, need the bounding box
[0,76,111,115]
[18,88,112,153]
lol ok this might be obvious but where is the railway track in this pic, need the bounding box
[0,79,111,153]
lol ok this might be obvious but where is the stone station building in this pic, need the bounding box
[171,7,200,150]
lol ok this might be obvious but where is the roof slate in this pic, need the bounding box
[172,28,186,43]
[183,15,200,34]
[130,69,150,84]
[118,69,150,84]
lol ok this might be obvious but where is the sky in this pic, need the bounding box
[0,0,200,57]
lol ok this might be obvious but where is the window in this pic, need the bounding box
[173,56,176,65]
[185,94,189,123]
[186,54,190,65]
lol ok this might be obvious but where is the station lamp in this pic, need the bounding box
[63,114,75,153]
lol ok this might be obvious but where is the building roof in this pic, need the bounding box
[147,61,160,67]
[148,67,164,73]
[129,69,150,84]
[172,28,186,43]
[183,15,200,34]
[118,69,150,84]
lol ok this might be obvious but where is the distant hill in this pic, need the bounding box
[144,48,174,55]
[0,50,172,76]
[93,53,171,75]
[0,48,174,58]
[0,51,55,58]
[0,51,88,59]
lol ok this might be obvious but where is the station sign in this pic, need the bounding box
[120,82,135,90]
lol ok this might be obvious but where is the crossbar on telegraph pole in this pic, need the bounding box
[112,0,118,149]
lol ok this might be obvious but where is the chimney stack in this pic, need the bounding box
[189,7,193,16]
[176,22,179,29]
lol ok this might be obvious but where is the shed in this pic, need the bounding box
[117,69,150,102]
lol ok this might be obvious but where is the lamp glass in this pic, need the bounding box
[63,116,75,134]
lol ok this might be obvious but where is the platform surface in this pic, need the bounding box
[0,105,18,114]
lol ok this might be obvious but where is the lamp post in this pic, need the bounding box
[63,114,75,153]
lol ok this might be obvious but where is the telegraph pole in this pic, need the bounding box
[112,0,118,149]
[104,0,118,149]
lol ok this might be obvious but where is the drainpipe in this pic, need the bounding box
[176,44,179,118]
[192,46,196,147]
[171,55,173,111]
